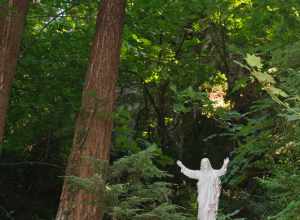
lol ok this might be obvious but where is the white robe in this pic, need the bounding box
[178,158,228,220]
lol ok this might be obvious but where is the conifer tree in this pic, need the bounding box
[0,0,29,143]
[56,1,126,219]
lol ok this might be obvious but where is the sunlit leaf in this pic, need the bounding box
[252,71,276,84]
[245,54,263,69]
[265,86,288,98]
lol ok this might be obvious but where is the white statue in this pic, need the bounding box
[177,157,229,220]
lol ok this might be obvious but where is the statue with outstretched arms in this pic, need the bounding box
[177,158,229,220]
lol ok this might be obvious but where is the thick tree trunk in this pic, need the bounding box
[0,0,29,143]
[56,1,126,220]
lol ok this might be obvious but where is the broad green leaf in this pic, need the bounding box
[265,86,288,97]
[245,54,263,69]
[252,71,276,84]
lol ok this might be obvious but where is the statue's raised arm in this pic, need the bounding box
[214,157,230,177]
[177,160,200,179]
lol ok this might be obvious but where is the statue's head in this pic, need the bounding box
[200,158,212,170]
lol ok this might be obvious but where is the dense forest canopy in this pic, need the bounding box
[0,0,299,219]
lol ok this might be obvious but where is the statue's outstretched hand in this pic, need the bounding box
[176,160,183,168]
[224,157,230,167]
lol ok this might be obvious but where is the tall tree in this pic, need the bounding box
[56,0,126,220]
[0,0,29,143]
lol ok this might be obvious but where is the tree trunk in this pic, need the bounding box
[0,0,29,143]
[56,1,126,220]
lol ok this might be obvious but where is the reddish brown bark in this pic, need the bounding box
[56,1,126,220]
[0,0,29,143]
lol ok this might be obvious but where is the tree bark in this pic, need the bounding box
[56,1,126,220]
[0,0,29,143]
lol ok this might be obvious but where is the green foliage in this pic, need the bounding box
[172,86,211,114]
[67,146,193,220]
[113,106,140,154]
[2,0,300,219]
[218,51,300,219]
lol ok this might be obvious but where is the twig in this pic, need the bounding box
[21,2,80,54]
[37,4,77,34]
[0,205,14,220]
[0,161,62,169]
